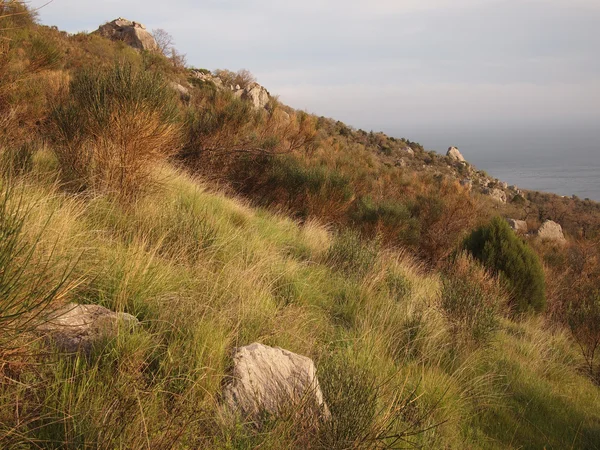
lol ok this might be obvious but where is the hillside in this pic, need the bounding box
[1,4,600,449]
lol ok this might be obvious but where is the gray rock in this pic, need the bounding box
[460,179,473,191]
[95,18,159,52]
[169,82,191,101]
[507,219,528,233]
[483,187,507,203]
[37,303,138,353]
[402,147,415,156]
[499,181,508,189]
[242,83,270,109]
[447,146,465,162]
[537,220,566,243]
[222,343,330,423]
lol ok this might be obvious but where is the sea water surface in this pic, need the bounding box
[413,124,600,202]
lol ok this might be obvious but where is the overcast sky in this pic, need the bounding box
[30,0,600,146]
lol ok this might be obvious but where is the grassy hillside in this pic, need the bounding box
[1,3,600,448]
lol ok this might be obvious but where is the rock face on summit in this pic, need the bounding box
[537,220,566,243]
[37,303,138,353]
[222,343,330,423]
[447,146,466,162]
[96,18,158,52]
[240,83,270,109]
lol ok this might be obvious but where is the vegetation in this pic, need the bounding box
[0,4,600,449]
[464,217,546,313]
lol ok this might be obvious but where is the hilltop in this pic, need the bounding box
[1,5,600,449]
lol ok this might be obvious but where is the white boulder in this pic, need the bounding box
[222,343,330,423]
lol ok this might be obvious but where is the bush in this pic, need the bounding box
[50,64,181,199]
[441,254,505,346]
[464,217,546,313]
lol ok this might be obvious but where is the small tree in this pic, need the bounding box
[464,216,546,313]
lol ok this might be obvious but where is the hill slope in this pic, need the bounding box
[1,5,600,449]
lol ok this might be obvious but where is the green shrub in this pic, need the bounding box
[325,230,379,278]
[442,254,505,345]
[464,217,546,313]
[50,64,181,198]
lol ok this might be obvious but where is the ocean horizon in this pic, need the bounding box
[404,124,600,202]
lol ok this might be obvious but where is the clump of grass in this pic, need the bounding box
[0,178,74,348]
[49,63,182,199]
[441,253,506,347]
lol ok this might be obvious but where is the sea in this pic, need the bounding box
[410,124,600,202]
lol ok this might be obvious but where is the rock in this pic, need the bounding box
[402,147,415,156]
[241,83,270,109]
[499,181,508,189]
[37,303,138,353]
[395,158,407,168]
[95,18,158,52]
[447,146,465,162]
[222,343,330,423]
[483,187,507,203]
[507,219,528,233]
[169,82,191,101]
[537,220,566,243]
[460,179,473,191]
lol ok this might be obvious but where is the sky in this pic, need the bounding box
[29,0,600,149]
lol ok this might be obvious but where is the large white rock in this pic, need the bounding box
[96,18,159,52]
[37,303,138,353]
[222,343,330,422]
[507,218,528,233]
[537,220,566,243]
[446,146,465,162]
[240,83,270,109]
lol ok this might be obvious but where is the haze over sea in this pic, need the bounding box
[400,123,600,202]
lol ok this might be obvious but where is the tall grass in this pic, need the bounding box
[50,64,181,199]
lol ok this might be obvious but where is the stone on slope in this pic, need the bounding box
[483,187,507,203]
[96,18,159,52]
[447,146,465,162]
[240,83,270,109]
[537,220,566,243]
[507,218,528,233]
[169,81,191,101]
[37,303,138,353]
[222,343,330,423]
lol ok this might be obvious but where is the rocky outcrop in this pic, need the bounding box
[37,303,138,353]
[507,219,528,233]
[537,220,566,243]
[234,83,270,109]
[447,146,465,162]
[222,343,330,423]
[95,18,158,52]
[190,70,270,109]
[169,82,191,101]
[483,187,507,203]
[402,147,415,156]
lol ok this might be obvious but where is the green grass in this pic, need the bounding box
[0,152,599,448]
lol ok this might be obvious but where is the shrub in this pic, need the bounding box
[0,179,74,348]
[464,216,546,313]
[50,64,181,198]
[567,291,600,382]
[325,230,379,278]
[442,254,505,346]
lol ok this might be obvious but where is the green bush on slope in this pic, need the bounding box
[464,216,546,313]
